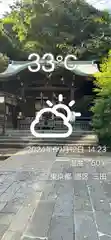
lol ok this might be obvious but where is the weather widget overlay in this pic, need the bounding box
[30,94,81,138]
[0,0,111,239]
[28,53,78,72]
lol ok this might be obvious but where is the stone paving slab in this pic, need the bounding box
[74,211,99,240]
[0,149,57,239]
[0,148,110,239]
[0,149,56,172]
[0,213,14,225]
[100,237,111,240]
[0,202,21,214]
[8,200,40,232]
[87,182,111,212]
[0,225,9,238]
[1,230,22,240]
[41,181,59,201]
[102,182,111,201]
[48,216,74,240]
[52,182,74,217]
[73,181,92,211]
[0,182,21,203]
[95,211,111,236]
[23,200,55,239]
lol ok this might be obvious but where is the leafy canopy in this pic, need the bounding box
[91,50,111,145]
[1,0,111,60]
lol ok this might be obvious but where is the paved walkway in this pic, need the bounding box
[0,147,110,239]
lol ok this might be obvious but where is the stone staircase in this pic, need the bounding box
[0,129,98,159]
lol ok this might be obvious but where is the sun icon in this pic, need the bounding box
[30,94,81,138]
[46,94,81,120]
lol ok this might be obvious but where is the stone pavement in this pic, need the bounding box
[0,147,110,239]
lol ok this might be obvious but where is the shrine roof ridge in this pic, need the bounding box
[0,59,99,79]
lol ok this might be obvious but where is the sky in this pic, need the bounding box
[0,0,111,16]
[86,0,111,11]
[0,0,15,16]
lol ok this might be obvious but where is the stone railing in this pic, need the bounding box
[17,118,92,131]
[73,120,92,131]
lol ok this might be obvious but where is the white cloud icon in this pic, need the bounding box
[30,106,73,138]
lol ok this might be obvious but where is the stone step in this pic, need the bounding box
[5,129,93,133]
[0,134,97,140]
[5,133,93,137]
[0,133,98,147]
[0,136,94,141]
[0,134,98,159]
[0,141,98,150]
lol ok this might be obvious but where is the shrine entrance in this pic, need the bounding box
[15,70,94,131]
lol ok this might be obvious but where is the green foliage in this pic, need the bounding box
[1,0,111,59]
[23,40,43,53]
[91,50,111,146]
[0,53,9,73]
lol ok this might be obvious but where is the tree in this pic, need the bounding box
[91,50,111,146]
[2,0,111,60]
[0,19,24,60]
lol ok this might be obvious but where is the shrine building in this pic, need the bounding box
[0,59,100,130]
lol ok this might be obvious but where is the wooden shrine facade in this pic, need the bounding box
[0,60,99,129]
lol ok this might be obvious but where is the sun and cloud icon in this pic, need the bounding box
[30,94,81,138]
